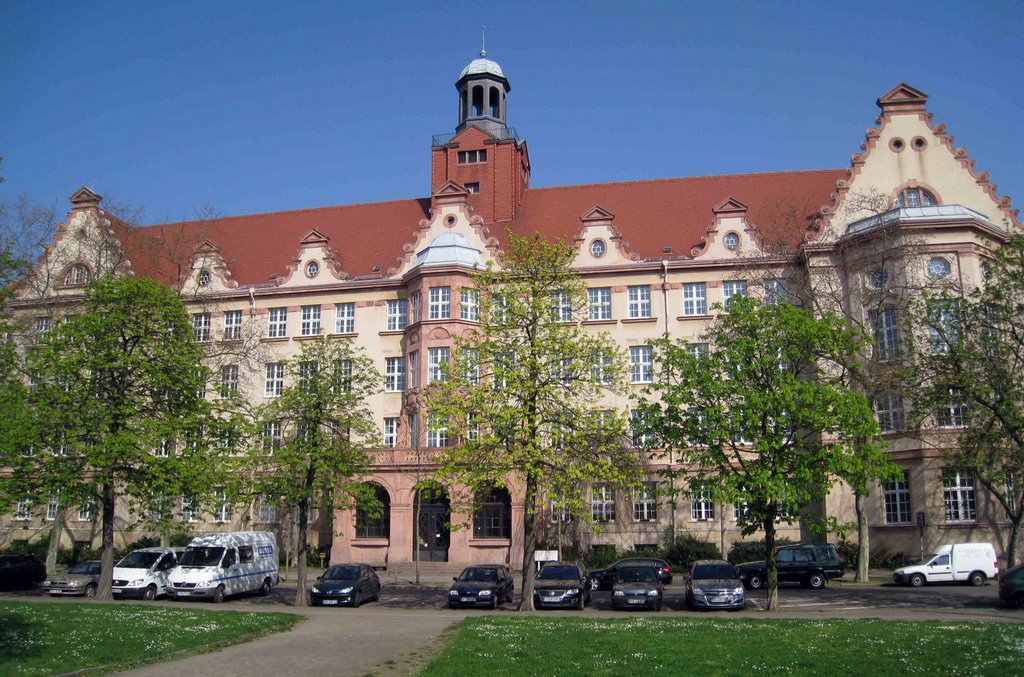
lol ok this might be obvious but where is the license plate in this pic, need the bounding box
[542,596,560,603]
[628,598,645,604]
[321,599,338,605]
[48,589,61,594]
[461,597,475,603]
[712,596,729,603]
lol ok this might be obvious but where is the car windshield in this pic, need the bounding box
[458,568,498,582]
[538,566,578,580]
[68,562,99,575]
[116,551,162,569]
[179,546,225,567]
[693,564,736,580]
[616,567,657,583]
[323,566,360,580]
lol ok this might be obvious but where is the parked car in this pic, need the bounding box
[998,563,1024,609]
[44,560,101,597]
[685,559,745,611]
[168,531,279,602]
[0,554,47,590]
[533,561,590,609]
[611,566,663,611]
[590,558,673,591]
[736,544,843,590]
[448,564,514,609]
[310,563,380,607]
[894,543,999,587]
[112,547,183,600]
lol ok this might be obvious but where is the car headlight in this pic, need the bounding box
[340,587,353,594]
[311,586,321,594]
[647,590,660,597]
[692,587,704,595]
[130,579,145,587]
[733,587,744,595]
[478,589,492,596]
[68,580,80,587]
[613,590,624,596]
[449,590,459,596]
[568,588,580,595]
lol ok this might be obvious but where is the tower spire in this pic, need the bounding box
[480,25,486,57]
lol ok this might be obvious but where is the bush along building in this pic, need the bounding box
[3,51,1021,569]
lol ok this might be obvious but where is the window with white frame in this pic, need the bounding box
[872,307,900,360]
[383,417,399,448]
[588,288,612,321]
[181,496,199,522]
[386,299,408,331]
[928,299,960,355]
[630,345,653,383]
[15,499,32,520]
[258,499,277,523]
[427,347,449,383]
[935,386,968,428]
[551,292,573,322]
[633,483,658,522]
[192,313,211,342]
[262,420,282,452]
[64,264,90,286]
[35,316,50,334]
[461,349,480,385]
[631,408,654,448]
[267,307,287,338]
[428,287,451,320]
[491,294,509,325]
[215,490,233,523]
[943,468,976,522]
[551,356,573,386]
[686,342,709,360]
[223,310,242,340]
[592,484,615,522]
[298,361,320,392]
[155,438,173,458]
[875,393,905,433]
[408,414,420,448]
[883,470,912,524]
[410,292,422,324]
[408,351,419,388]
[466,412,480,441]
[335,302,355,334]
[265,363,284,397]
[722,280,748,308]
[301,305,321,336]
[691,486,716,521]
[220,365,239,398]
[763,278,787,305]
[627,285,651,319]
[426,413,448,448]
[77,501,93,522]
[591,349,613,385]
[494,352,512,390]
[460,289,479,321]
[385,357,406,392]
[335,359,352,393]
[46,494,60,521]
[683,282,707,316]
[733,498,749,522]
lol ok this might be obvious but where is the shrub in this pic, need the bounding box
[124,536,161,551]
[727,538,796,564]
[660,533,721,569]
[581,544,621,569]
[838,540,916,571]
[169,533,193,547]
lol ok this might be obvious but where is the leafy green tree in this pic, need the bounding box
[639,296,885,610]
[7,277,218,599]
[908,235,1024,567]
[249,337,380,606]
[424,233,643,610]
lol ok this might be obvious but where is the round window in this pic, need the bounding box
[198,270,211,286]
[305,261,320,279]
[724,232,740,251]
[590,240,606,258]
[927,257,951,280]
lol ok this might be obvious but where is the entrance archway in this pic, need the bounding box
[414,483,450,562]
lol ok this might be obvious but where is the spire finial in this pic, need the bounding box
[480,25,486,58]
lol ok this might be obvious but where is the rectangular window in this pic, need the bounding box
[335,359,352,393]
[334,302,355,334]
[35,317,51,334]
[460,289,479,321]
[262,421,282,452]
[408,351,419,388]
[220,365,239,398]
[181,496,199,523]
[722,280,748,308]
[763,279,787,305]
[428,287,451,320]
[410,292,422,324]
[935,386,968,428]
[215,490,232,523]
[385,357,406,392]
[265,363,284,397]
[686,342,710,360]
[691,486,716,521]
[192,313,211,342]
[588,288,612,321]
[631,408,654,448]
[591,350,613,385]
[627,286,651,319]
[427,347,450,383]
[875,392,905,433]
[301,305,321,336]
[268,307,287,338]
[299,361,320,392]
[77,501,93,522]
[426,413,448,448]
[386,299,408,331]
[466,412,480,441]
[383,417,399,448]
[551,292,573,322]
[258,499,277,524]
[46,494,60,521]
[461,349,480,385]
[630,345,653,383]
[457,149,487,163]
[883,470,912,524]
[155,438,173,458]
[872,307,900,360]
[633,483,658,522]
[592,484,615,522]
[682,283,707,316]
[465,182,480,193]
[943,468,976,522]
[928,299,960,355]
[223,310,242,340]
[15,500,32,520]
[494,352,513,390]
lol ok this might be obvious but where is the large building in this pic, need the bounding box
[4,52,1020,567]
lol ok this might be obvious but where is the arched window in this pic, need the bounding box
[355,483,390,539]
[63,264,90,286]
[473,485,511,539]
[460,90,468,121]
[489,87,500,118]
[472,86,484,117]
[895,188,937,208]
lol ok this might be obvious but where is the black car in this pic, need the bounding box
[448,564,514,609]
[310,563,381,607]
[590,558,673,591]
[611,566,663,611]
[686,559,745,611]
[533,561,590,609]
[735,543,844,590]
[998,563,1024,609]
[0,554,46,590]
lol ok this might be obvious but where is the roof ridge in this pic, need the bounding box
[529,168,847,193]
[148,195,430,228]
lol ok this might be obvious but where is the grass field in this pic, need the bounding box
[421,616,1024,676]
[0,601,300,675]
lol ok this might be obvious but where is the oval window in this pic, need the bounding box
[590,240,606,258]
[927,257,951,280]
[724,233,740,251]
[306,261,320,279]
[198,270,211,287]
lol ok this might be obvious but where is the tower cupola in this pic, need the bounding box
[455,47,511,138]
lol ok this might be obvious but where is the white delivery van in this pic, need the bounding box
[894,542,999,587]
[112,547,184,600]
[167,531,279,603]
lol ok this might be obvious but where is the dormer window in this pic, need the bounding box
[895,188,936,208]
[305,261,320,279]
[63,264,90,287]
[197,270,211,287]
[590,240,606,258]
[724,232,740,251]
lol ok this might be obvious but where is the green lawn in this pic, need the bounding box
[421,616,1024,676]
[0,601,300,675]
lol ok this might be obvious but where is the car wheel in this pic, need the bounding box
[84,584,97,598]
[212,585,225,603]
[806,572,826,590]
[353,591,362,608]
[590,578,600,591]
[1014,593,1024,610]
[909,573,925,588]
[448,600,458,609]
[968,571,986,587]
[746,573,764,590]
[143,585,157,601]
[259,578,272,596]
[576,593,585,610]
[489,595,498,610]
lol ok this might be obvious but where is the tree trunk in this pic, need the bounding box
[1006,515,1022,569]
[518,474,538,611]
[855,490,870,583]
[97,482,116,600]
[413,489,421,586]
[46,506,66,574]
[764,519,779,611]
[295,496,309,607]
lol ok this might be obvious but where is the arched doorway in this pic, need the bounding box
[414,482,450,562]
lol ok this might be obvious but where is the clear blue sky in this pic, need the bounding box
[2,0,1022,226]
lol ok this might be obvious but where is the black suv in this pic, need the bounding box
[735,544,843,590]
[0,554,47,589]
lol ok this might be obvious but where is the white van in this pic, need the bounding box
[894,542,999,587]
[167,531,279,602]
[112,547,184,600]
